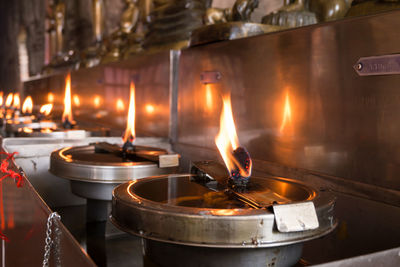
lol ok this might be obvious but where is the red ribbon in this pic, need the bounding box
[0,152,24,241]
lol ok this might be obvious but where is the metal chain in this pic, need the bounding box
[42,212,61,267]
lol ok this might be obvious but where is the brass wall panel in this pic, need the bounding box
[177,11,400,190]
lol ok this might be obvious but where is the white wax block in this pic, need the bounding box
[273,201,319,232]
[159,154,179,168]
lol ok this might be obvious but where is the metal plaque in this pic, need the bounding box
[273,201,319,232]
[354,54,400,76]
[200,71,222,84]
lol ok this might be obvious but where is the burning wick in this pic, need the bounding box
[37,104,53,121]
[62,74,76,129]
[122,82,136,157]
[215,94,252,187]
[22,96,33,115]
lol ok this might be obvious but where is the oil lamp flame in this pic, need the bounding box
[40,104,53,116]
[280,92,292,132]
[73,94,80,107]
[5,93,13,107]
[215,94,252,184]
[48,93,55,103]
[62,74,75,128]
[13,93,20,109]
[116,99,125,112]
[0,92,3,106]
[123,82,136,145]
[22,96,33,114]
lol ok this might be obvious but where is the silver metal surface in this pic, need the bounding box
[176,10,400,192]
[50,145,174,183]
[143,239,303,267]
[111,174,336,248]
[3,136,122,207]
[5,121,57,135]
[314,246,400,267]
[16,129,88,138]
[50,138,178,201]
[24,50,172,137]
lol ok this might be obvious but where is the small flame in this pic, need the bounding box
[123,82,136,143]
[40,104,53,116]
[145,104,155,115]
[22,127,33,133]
[48,93,55,103]
[22,96,33,114]
[41,128,53,133]
[5,93,13,107]
[62,74,74,124]
[116,99,125,112]
[93,95,101,108]
[0,92,3,106]
[280,92,292,132]
[73,94,80,107]
[215,94,251,178]
[13,93,20,109]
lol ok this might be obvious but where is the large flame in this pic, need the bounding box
[48,93,55,103]
[0,92,3,106]
[40,104,53,116]
[215,94,251,177]
[62,74,74,124]
[73,94,80,107]
[5,93,13,107]
[13,93,20,109]
[22,96,33,114]
[116,99,125,112]
[280,92,292,132]
[123,82,136,143]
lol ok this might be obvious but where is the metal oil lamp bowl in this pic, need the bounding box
[111,161,337,267]
[50,141,179,222]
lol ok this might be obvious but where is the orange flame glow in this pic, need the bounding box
[215,94,250,178]
[0,92,3,106]
[13,93,20,109]
[123,82,136,143]
[22,96,33,114]
[40,104,53,116]
[280,92,292,132]
[205,84,213,111]
[48,92,55,103]
[145,104,155,115]
[93,95,101,108]
[116,99,125,112]
[62,74,74,124]
[73,94,80,107]
[5,93,13,107]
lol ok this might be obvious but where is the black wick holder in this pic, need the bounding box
[122,140,135,160]
[62,118,76,129]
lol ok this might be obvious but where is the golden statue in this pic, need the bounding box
[346,0,400,17]
[262,0,351,28]
[193,0,282,46]
[102,0,142,63]
[54,2,66,56]
[204,0,259,25]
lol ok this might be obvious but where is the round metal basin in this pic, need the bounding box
[50,144,178,201]
[111,174,337,267]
